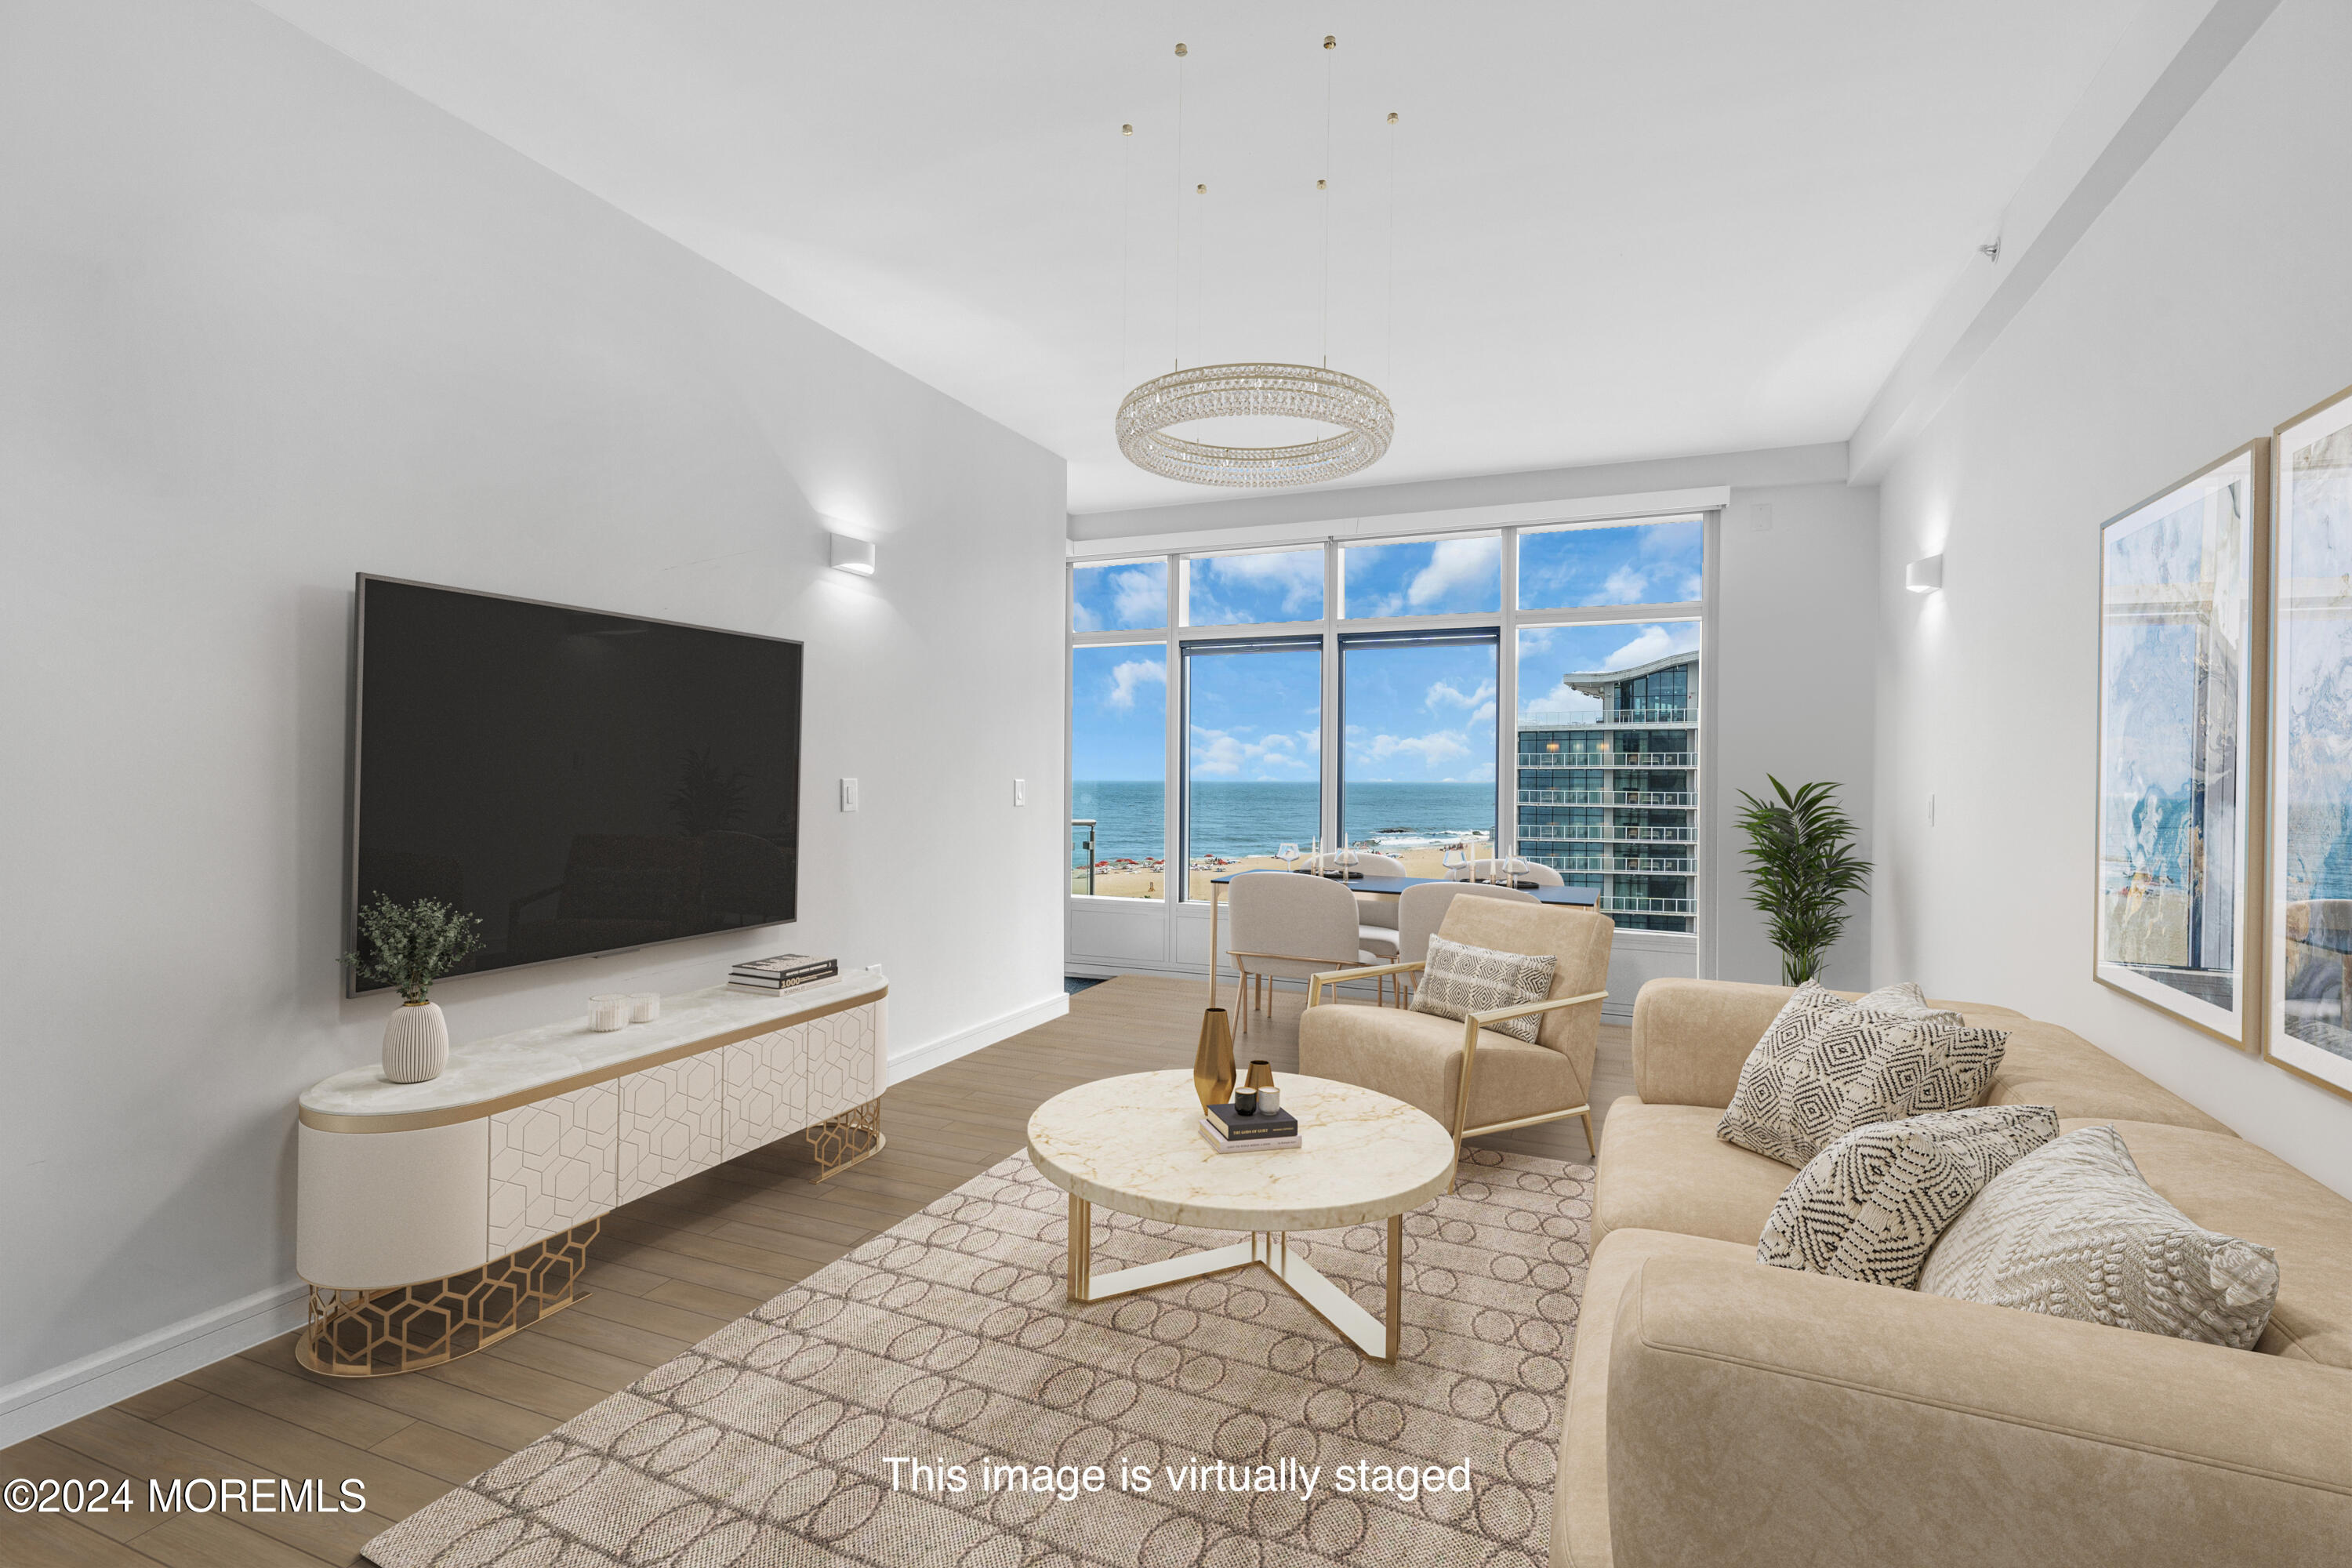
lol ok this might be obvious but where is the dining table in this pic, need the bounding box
[1202,869,1599,1004]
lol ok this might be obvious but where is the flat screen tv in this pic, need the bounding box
[347,575,801,993]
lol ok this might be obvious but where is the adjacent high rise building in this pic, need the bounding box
[1515,650,1697,932]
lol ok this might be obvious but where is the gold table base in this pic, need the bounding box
[296,1220,596,1378]
[1065,1194,1404,1362]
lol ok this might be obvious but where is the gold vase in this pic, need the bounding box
[1194,1009,1236,1109]
[1245,1058,1275,1092]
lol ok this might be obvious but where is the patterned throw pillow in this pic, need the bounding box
[1758,1105,2060,1289]
[1919,1125,2279,1348]
[1410,935,1558,1044]
[1717,981,2010,1167]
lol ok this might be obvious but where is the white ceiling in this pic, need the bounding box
[259,2,2140,513]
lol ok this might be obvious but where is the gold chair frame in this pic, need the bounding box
[1307,960,1605,1175]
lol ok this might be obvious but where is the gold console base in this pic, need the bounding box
[296,1219,597,1378]
[809,1097,884,1181]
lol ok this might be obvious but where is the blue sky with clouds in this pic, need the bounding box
[1520,518,1703,608]
[1341,641,1497,785]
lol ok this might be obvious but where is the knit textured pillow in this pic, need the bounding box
[1717,981,2010,1167]
[1758,1105,2060,1289]
[1410,935,1558,1043]
[1919,1124,2280,1348]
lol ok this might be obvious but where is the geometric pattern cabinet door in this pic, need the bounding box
[804,1004,880,1125]
[721,1023,808,1161]
[615,1053,725,1204]
[487,1083,619,1254]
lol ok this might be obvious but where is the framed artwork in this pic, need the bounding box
[2268,385,2352,1101]
[2095,441,2268,1048]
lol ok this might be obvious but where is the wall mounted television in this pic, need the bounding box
[347,575,801,993]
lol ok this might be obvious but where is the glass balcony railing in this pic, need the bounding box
[1518,751,1694,769]
[1599,895,1697,915]
[1070,819,1096,896]
[1516,823,1699,844]
[1523,706,1697,728]
[1517,789,1696,807]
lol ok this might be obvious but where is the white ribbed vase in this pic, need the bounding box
[382,1000,448,1083]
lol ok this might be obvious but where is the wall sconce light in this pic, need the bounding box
[1906,554,1944,593]
[829,533,877,576]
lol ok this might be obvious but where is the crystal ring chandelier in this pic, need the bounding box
[1116,361,1395,488]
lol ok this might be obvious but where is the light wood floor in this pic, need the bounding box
[2,976,1629,1567]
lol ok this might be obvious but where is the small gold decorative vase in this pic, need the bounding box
[1245,1058,1275,1092]
[1194,1009,1236,1109]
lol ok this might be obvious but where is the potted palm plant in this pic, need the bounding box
[343,894,485,1083]
[1735,777,1871,986]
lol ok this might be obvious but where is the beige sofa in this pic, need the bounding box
[1557,978,2352,1567]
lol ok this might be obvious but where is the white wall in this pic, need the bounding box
[1069,445,1881,995]
[1873,0,2352,1193]
[1712,483,1880,991]
[0,0,1067,1431]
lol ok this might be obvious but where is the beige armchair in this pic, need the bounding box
[1385,880,1536,1005]
[1300,898,1612,1163]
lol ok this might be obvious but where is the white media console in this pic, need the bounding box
[294,970,887,1375]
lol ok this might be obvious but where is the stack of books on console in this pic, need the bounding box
[727,953,838,996]
[1198,1102,1301,1153]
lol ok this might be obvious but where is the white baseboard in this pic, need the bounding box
[0,990,1068,1450]
[0,1279,308,1450]
[887,991,1069,1085]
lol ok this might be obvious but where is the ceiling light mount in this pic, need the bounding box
[1116,361,1394,488]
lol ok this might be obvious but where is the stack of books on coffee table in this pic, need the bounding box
[1198,1102,1301,1152]
[727,953,837,996]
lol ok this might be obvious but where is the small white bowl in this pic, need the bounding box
[588,993,632,1032]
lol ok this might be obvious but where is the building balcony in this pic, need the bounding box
[1519,707,1696,728]
[1611,857,1694,874]
[1516,823,1698,843]
[1518,751,1694,769]
[1515,788,1695,807]
[1598,895,1697,915]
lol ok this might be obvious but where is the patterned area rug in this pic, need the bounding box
[365,1145,1592,1568]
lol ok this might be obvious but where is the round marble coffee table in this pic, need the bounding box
[1025,1069,1456,1363]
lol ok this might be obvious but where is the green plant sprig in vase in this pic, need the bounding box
[344,894,484,1083]
[1735,777,1871,987]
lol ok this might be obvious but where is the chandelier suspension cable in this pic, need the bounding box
[1387,111,1398,383]
[1120,122,1134,385]
[1320,34,1336,369]
[1172,39,1188,370]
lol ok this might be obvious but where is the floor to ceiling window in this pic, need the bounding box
[1067,512,1710,934]
[1512,516,1705,930]
[1068,558,1169,898]
[1340,632,1499,869]
[1182,639,1322,901]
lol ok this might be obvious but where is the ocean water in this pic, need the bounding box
[1070,780,1496,865]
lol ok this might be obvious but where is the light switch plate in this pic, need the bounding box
[840,777,858,812]
[1014,778,1027,807]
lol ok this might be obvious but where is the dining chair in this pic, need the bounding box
[1224,871,1371,1033]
